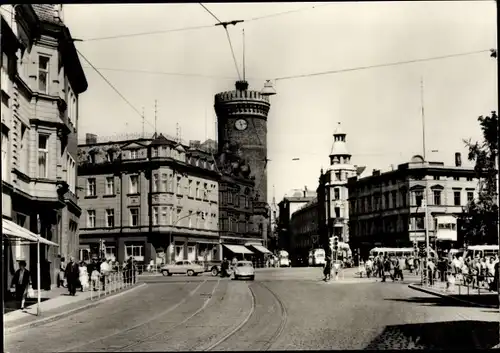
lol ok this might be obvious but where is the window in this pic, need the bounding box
[19,125,28,173]
[87,210,96,228]
[391,191,397,208]
[130,208,139,226]
[433,175,440,180]
[152,173,159,192]
[433,190,441,206]
[203,183,208,200]
[334,207,341,218]
[129,175,139,194]
[401,190,407,207]
[106,151,114,162]
[161,207,168,224]
[466,177,473,181]
[66,154,76,193]
[467,191,474,202]
[1,130,8,181]
[161,173,168,192]
[335,171,341,181]
[414,216,425,230]
[1,52,8,95]
[152,147,158,157]
[453,176,460,181]
[38,134,49,178]
[87,178,96,196]
[188,210,193,228]
[196,181,200,198]
[130,149,138,159]
[125,244,143,260]
[454,191,461,206]
[188,179,193,197]
[152,206,159,225]
[414,190,423,206]
[176,176,182,194]
[105,209,114,227]
[228,192,233,204]
[105,177,114,195]
[334,188,340,200]
[38,56,49,93]
[105,246,115,260]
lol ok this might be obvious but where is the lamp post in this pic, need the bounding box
[168,213,196,264]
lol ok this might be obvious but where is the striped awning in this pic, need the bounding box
[2,219,59,246]
[223,244,254,255]
[247,244,272,254]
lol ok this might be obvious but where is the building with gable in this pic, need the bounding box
[77,133,220,265]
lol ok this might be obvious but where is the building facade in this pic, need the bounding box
[77,133,220,265]
[214,80,272,248]
[1,4,87,291]
[289,197,318,265]
[347,154,479,258]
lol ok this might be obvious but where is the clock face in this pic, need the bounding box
[235,119,248,131]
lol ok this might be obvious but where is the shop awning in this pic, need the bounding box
[2,219,59,247]
[246,244,272,254]
[223,244,254,255]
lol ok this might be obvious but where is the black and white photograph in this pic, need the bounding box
[1,2,499,351]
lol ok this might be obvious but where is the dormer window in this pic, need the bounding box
[106,151,114,162]
[152,147,158,158]
[88,152,96,164]
[130,149,138,159]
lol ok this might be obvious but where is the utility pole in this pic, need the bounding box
[141,107,145,138]
[154,100,158,137]
[421,76,430,284]
[242,29,246,82]
[421,77,426,162]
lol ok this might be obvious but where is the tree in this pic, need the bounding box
[461,111,498,245]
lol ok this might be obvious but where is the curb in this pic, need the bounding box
[408,284,497,309]
[5,283,147,334]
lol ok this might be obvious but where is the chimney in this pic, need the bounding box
[85,133,97,145]
[455,152,462,167]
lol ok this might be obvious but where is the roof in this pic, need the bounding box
[32,4,63,25]
[333,122,346,135]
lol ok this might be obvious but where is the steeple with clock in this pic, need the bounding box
[214,80,271,206]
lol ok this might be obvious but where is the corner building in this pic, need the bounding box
[1,5,87,291]
[77,133,220,265]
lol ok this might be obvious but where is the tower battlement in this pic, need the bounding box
[214,89,270,119]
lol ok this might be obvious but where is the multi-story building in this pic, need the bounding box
[77,133,220,265]
[277,188,316,260]
[289,197,318,264]
[347,154,479,258]
[1,4,87,291]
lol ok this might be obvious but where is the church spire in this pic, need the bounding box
[329,122,351,165]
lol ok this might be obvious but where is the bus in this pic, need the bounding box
[464,245,499,259]
[369,247,425,258]
[308,248,326,266]
[278,250,291,267]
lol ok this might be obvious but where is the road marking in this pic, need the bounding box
[116,279,221,351]
[60,280,207,352]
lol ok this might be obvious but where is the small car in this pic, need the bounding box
[160,260,205,276]
[233,261,255,280]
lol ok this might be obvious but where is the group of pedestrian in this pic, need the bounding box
[323,256,342,281]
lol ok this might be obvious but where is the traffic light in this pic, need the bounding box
[413,242,418,254]
[418,243,426,258]
[333,236,339,251]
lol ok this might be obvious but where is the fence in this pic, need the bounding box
[420,269,497,296]
[89,269,137,301]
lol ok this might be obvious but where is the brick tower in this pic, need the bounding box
[214,80,271,243]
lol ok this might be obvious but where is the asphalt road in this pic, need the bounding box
[4,267,499,351]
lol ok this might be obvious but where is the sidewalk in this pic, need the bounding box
[408,281,498,309]
[4,282,146,333]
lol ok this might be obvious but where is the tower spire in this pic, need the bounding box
[154,100,158,137]
[242,29,246,82]
[329,122,351,166]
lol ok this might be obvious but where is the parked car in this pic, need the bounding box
[233,261,255,281]
[160,260,204,276]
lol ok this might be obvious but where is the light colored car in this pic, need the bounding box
[233,261,255,281]
[161,260,204,276]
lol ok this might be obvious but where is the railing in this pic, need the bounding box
[89,269,137,301]
[421,269,498,296]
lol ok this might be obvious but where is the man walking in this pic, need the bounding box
[323,256,332,281]
[65,256,79,296]
[11,260,31,310]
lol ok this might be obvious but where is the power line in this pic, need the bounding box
[81,66,238,80]
[82,24,215,42]
[275,49,491,81]
[199,3,222,24]
[76,49,155,130]
[224,27,242,80]
[78,3,332,42]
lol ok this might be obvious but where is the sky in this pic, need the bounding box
[61,2,497,205]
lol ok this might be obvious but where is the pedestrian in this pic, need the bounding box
[10,260,31,310]
[220,257,230,278]
[323,256,331,281]
[58,257,66,288]
[365,257,373,278]
[100,258,111,290]
[427,259,435,286]
[333,260,341,280]
[65,256,79,296]
[79,261,89,292]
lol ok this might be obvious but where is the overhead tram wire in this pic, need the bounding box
[199,3,242,80]
[274,49,492,81]
[76,48,155,130]
[79,3,332,42]
[80,66,238,80]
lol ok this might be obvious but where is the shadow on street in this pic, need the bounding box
[4,297,49,314]
[365,321,500,349]
[384,296,476,308]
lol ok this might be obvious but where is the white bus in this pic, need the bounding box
[369,247,422,258]
[278,250,291,267]
[308,248,326,266]
[464,245,499,259]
